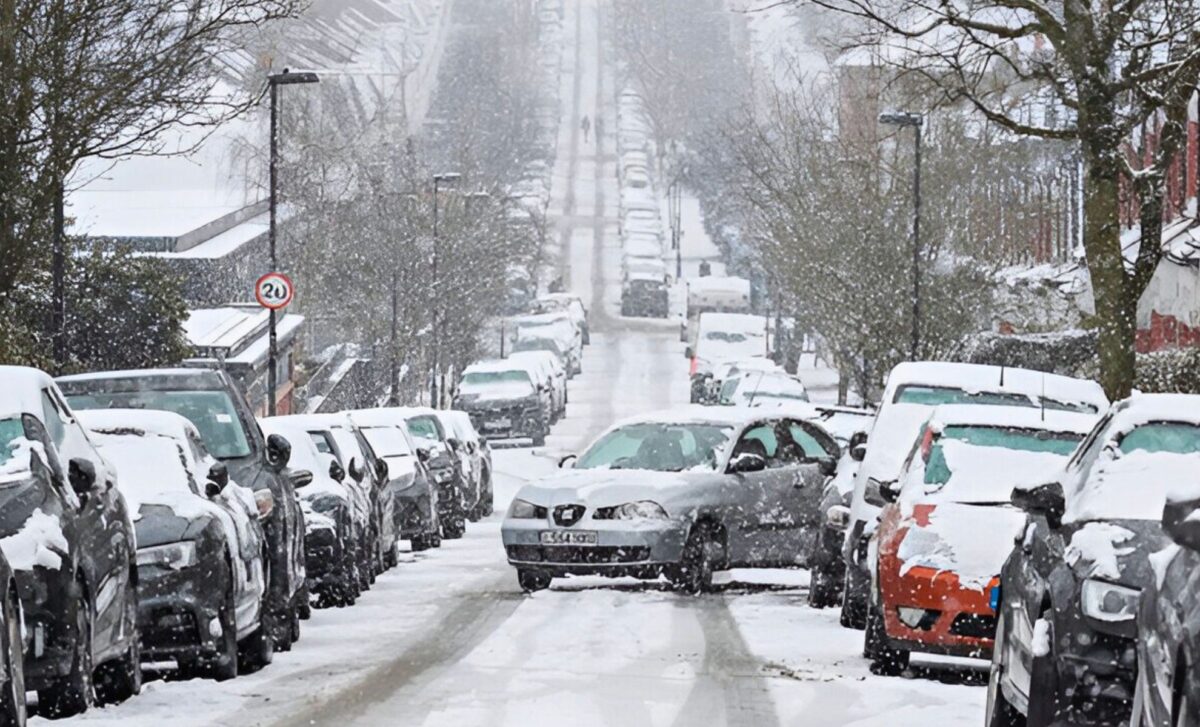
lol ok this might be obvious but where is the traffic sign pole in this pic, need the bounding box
[255,272,295,416]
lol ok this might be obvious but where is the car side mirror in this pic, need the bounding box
[819,458,838,478]
[878,479,901,504]
[208,462,230,490]
[348,457,365,483]
[848,431,868,462]
[205,481,223,499]
[417,448,431,463]
[289,469,314,489]
[1163,498,1200,551]
[558,453,577,469]
[68,458,97,498]
[266,433,292,472]
[329,459,346,483]
[826,504,851,531]
[446,438,461,451]
[374,458,389,482]
[729,452,767,474]
[1011,482,1065,527]
[864,477,892,507]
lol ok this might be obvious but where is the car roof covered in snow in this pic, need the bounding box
[928,404,1098,435]
[697,312,769,335]
[57,367,229,393]
[881,361,1108,411]
[464,359,539,374]
[1109,393,1200,428]
[0,366,61,419]
[687,276,751,294]
[265,412,355,433]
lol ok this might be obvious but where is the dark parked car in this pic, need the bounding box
[986,395,1200,727]
[1131,493,1200,727]
[0,546,25,726]
[400,408,468,540]
[80,409,272,680]
[0,367,140,717]
[621,273,669,318]
[438,410,494,522]
[261,418,360,608]
[57,368,308,652]
[347,411,442,552]
[454,361,552,446]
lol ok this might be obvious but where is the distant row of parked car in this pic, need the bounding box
[0,364,496,724]
[616,88,670,319]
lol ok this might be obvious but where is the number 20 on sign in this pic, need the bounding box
[255,272,295,311]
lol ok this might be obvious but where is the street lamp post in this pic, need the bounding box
[429,172,461,409]
[265,69,319,417]
[879,111,924,360]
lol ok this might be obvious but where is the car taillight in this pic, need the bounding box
[255,490,275,519]
[919,427,936,464]
[689,357,698,376]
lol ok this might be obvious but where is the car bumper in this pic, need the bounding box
[880,562,998,659]
[304,527,346,589]
[466,410,545,440]
[393,488,436,538]
[136,565,226,660]
[15,568,83,688]
[501,518,689,577]
[1057,632,1138,712]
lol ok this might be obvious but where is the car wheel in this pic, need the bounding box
[297,584,312,620]
[181,573,239,682]
[411,534,433,552]
[238,599,275,673]
[274,599,297,652]
[808,565,841,609]
[669,523,718,595]
[840,570,868,630]
[1026,613,1064,727]
[985,611,1023,727]
[38,598,95,718]
[517,569,551,593]
[384,543,399,568]
[0,589,26,727]
[532,430,547,447]
[1173,661,1192,727]
[864,593,909,676]
[442,513,466,540]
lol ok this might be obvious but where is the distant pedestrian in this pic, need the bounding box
[581,115,591,142]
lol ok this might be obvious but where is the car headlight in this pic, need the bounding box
[433,468,454,484]
[508,498,546,519]
[595,501,669,520]
[137,541,199,570]
[1080,579,1141,622]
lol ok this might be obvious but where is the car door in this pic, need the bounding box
[723,420,797,566]
[772,419,841,558]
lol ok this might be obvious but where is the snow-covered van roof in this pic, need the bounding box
[880,361,1108,412]
[928,404,1099,436]
[57,367,230,392]
[0,366,62,420]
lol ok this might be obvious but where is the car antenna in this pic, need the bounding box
[747,371,766,406]
[999,365,1005,387]
[1041,373,1047,422]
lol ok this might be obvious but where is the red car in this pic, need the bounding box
[863,405,1095,675]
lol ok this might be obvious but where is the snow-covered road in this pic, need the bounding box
[37,2,986,724]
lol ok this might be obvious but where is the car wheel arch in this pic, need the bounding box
[689,517,728,565]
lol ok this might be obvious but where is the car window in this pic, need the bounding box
[361,425,413,458]
[309,430,337,457]
[786,421,837,461]
[66,388,252,459]
[1118,422,1200,455]
[733,423,780,467]
[40,390,68,448]
[406,416,443,446]
[576,423,733,472]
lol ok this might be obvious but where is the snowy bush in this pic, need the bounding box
[1136,348,1200,395]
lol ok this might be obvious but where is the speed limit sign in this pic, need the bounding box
[255,272,295,310]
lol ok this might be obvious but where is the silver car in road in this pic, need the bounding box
[501,406,840,592]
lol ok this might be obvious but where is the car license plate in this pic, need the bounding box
[540,530,597,545]
[484,417,511,430]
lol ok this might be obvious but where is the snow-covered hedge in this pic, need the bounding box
[1137,348,1200,395]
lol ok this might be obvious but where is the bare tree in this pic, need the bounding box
[796,0,1200,398]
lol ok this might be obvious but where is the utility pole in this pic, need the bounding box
[429,172,461,409]
[879,111,924,360]
[265,69,318,416]
[52,180,66,370]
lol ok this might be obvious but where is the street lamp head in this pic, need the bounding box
[269,68,320,85]
[879,111,923,127]
[433,172,463,184]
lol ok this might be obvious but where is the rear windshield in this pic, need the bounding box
[360,426,412,458]
[406,416,442,446]
[1119,422,1200,455]
[67,390,251,459]
[925,425,1083,485]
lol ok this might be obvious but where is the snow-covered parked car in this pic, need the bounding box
[864,406,1094,675]
[621,271,669,319]
[398,408,469,540]
[80,409,271,680]
[454,360,553,446]
[0,366,140,716]
[509,350,568,422]
[58,368,309,652]
[1132,485,1200,727]
[840,362,1108,632]
[440,410,494,521]
[346,410,442,552]
[987,394,1200,727]
[687,313,773,403]
[717,370,810,407]
[501,407,840,592]
[531,293,590,345]
[686,276,752,316]
[261,417,361,608]
[511,312,583,376]
[0,547,22,725]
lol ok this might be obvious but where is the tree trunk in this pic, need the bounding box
[1082,151,1135,400]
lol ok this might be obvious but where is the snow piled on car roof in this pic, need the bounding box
[1066,451,1200,523]
[882,361,1109,410]
[928,404,1098,435]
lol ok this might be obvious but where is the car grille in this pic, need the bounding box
[950,613,997,639]
[142,608,199,648]
[507,545,651,564]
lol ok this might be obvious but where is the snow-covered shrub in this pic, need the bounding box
[1136,348,1200,395]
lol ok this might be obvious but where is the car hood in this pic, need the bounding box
[135,503,214,548]
[893,502,1026,591]
[515,469,717,510]
[224,454,269,493]
[1062,519,1169,587]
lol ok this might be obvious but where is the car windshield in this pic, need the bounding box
[1119,422,1200,455]
[66,389,251,459]
[576,422,735,472]
[406,416,442,447]
[894,385,1035,408]
[925,425,1083,485]
[360,426,412,458]
[705,331,748,343]
[0,418,29,478]
[462,370,532,389]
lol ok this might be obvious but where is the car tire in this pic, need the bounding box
[384,543,399,568]
[297,584,312,620]
[840,570,868,630]
[0,589,26,727]
[864,593,909,676]
[1026,613,1063,727]
[669,523,718,595]
[533,430,547,447]
[517,569,551,593]
[411,534,434,552]
[1174,667,1193,727]
[274,599,297,652]
[238,602,275,673]
[181,574,239,683]
[808,565,841,609]
[985,611,1023,727]
[38,598,95,718]
[442,513,466,540]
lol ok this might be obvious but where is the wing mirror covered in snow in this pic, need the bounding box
[266,433,292,472]
[207,462,230,492]
[416,448,431,463]
[1011,482,1065,526]
[728,452,767,474]
[558,454,577,469]
[877,479,900,504]
[374,458,389,482]
[848,431,868,462]
[289,469,314,489]
[1163,498,1200,551]
[348,457,365,483]
[818,458,838,478]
